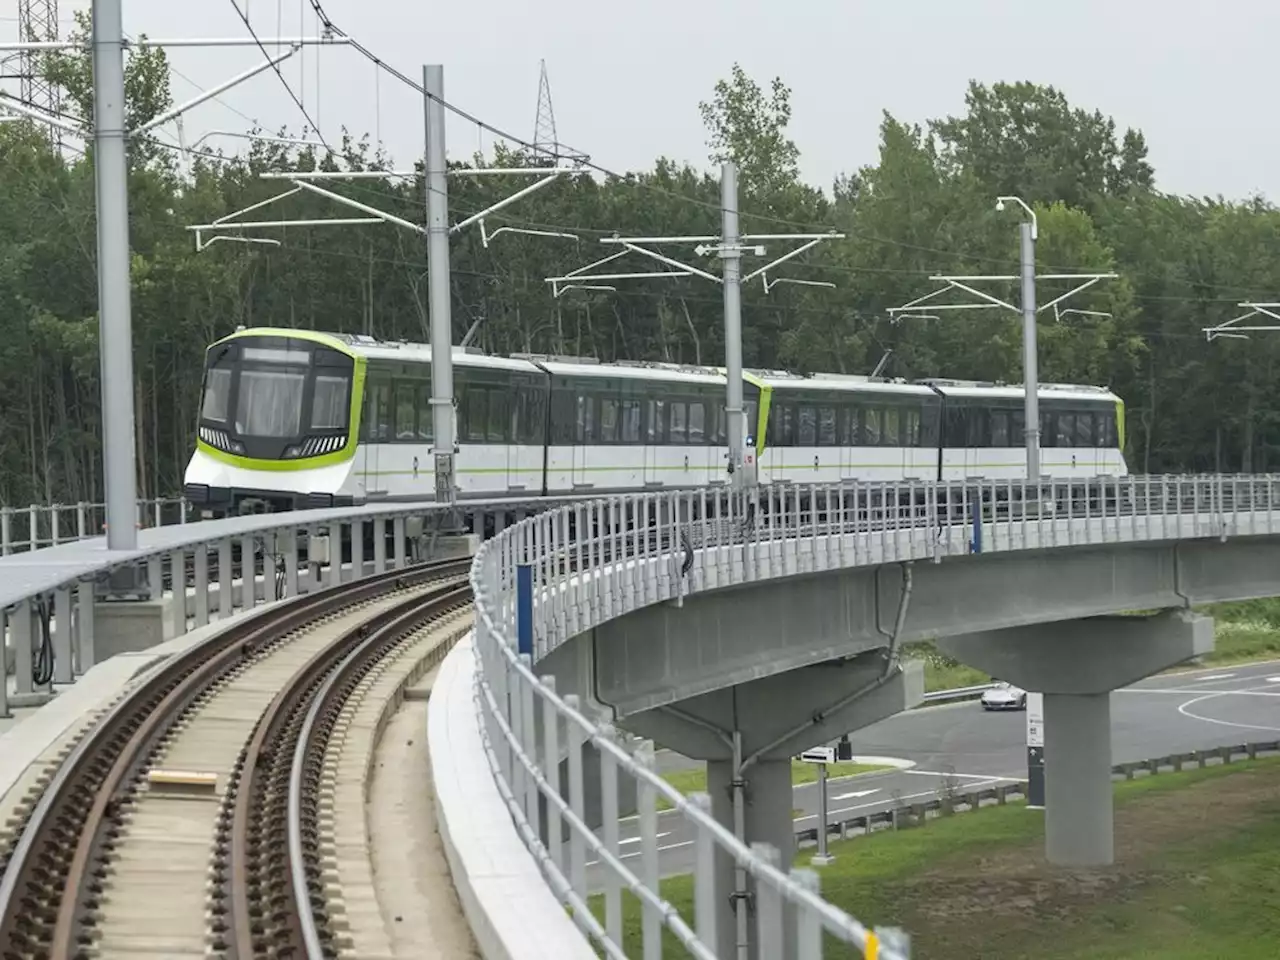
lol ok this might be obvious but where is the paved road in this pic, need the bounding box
[578,659,1280,881]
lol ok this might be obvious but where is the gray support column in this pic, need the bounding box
[53,587,73,683]
[393,516,407,569]
[167,548,185,636]
[76,580,95,673]
[373,517,387,573]
[218,538,234,619]
[240,534,257,606]
[12,599,33,695]
[721,161,746,488]
[283,529,299,598]
[707,758,797,960]
[0,607,9,718]
[706,760,739,960]
[1044,692,1113,866]
[351,520,365,581]
[193,546,209,626]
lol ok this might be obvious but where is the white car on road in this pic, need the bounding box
[980,681,1028,711]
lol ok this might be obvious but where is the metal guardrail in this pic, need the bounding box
[796,739,1280,846]
[921,682,998,703]
[0,497,190,555]
[469,473,1280,960]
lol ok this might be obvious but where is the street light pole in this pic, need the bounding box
[998,196,1040,483]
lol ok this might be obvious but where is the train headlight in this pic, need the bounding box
[229,440,246,454]
[283,444,302,458]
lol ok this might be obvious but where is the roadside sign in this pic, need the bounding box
[800,747,835,765]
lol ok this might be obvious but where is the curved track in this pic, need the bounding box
[0,558,472,960]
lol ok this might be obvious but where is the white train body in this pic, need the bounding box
[183,328,1128,514]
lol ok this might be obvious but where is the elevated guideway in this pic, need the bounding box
[5,475,1280,959]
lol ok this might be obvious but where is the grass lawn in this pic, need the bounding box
[656,759,888,812]
[591,757,1280,958]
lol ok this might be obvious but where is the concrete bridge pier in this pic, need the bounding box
[620,651,925,960]
[939,609,1213,867]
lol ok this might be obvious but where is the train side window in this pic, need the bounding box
[1010,410,1025,447]
[394,382,416,440]
[621,400,642,443]
[688,402,706,444]
[818,406,837,446]
[966,408,987,447]
[575,394,597,443]
[797,406,817,446]
[670,402,687,444]
[414,384,433,441]
[1100,411,1116,447]
[884,407,901,446]
[865,407,882,445]
[647,399,666,444]
[364,379,392,442]
[1039,411,1056,448]
[903,408,921,447]
[487,389,508,442]
[713,403,727,444]
[464,388,487,442]
[920,405,940,446]
[1055,412,1074,448]
[518,384,547,445]
[600,398,619,443]
[1076,412,1094,448]
[991,410,1009,447]
[844,406,863,445]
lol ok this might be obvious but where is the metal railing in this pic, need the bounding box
[468,473,1280,959]
[4,475,1280,957]
[0,497,191,554]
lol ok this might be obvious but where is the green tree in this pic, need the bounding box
[698,63,801,197]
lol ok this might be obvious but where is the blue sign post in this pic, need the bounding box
[516,563,533,657]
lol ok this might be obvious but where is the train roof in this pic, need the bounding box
[222,328,1120,400]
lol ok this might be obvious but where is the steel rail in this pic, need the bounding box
[286,581,472,956]
[222,577,469,954]
[0,556,467,958]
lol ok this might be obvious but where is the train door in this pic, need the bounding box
[643,398,665,486]
[572,393,593,488]
[506,378,528,493]
[360,377,390,497]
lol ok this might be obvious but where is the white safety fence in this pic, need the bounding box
[0,497,191,554]
[468,473,1280,959]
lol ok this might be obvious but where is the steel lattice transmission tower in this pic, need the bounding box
[18,0,62,145]
[532,59,559,164]
[530,59,586,166]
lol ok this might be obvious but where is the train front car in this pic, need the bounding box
[183,329,365,516]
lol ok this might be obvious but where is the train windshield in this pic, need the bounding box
[199,337,354,457]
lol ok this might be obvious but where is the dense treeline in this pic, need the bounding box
[2,31,1278,507]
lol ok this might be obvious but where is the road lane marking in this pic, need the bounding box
[904,769,1022,781]
[831,789,880,801]
[1177,691,1280,733]
[1119,687,1280,697]
[587,840,693,866]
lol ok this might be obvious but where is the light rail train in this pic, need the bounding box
[183,327,1128,516]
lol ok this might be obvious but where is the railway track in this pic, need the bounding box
[0,557,474,960]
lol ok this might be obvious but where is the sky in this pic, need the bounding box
[3,0,1278,201]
